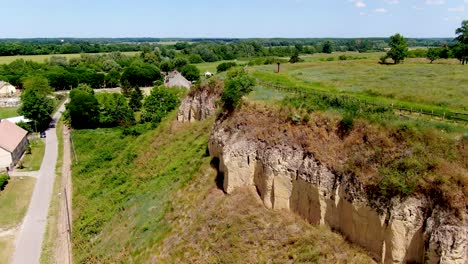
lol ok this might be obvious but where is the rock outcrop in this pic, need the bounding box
[177,87,219,123]
[208,119,467,264]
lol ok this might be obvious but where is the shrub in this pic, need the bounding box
[339,55,348,61]
[217,62,237,73]
[0,174,9,190]
[221,69,256,112]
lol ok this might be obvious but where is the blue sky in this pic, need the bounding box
[0,0,466,38]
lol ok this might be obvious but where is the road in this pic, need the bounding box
[12,103,66,264]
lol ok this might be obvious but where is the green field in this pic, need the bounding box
[251,52,467,113]
[196,59,248,74]
[0,177,36,228]
[0,52,140,65]
[18,138,45,172]
[0,107,19,119]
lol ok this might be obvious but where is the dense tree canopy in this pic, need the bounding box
[19,81,55,131]
[96,93,135,127]
[141,86,180,124]
[65,89,100,129]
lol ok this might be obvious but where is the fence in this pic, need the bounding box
[257,80,468,123]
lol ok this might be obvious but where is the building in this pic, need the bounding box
[164,70,192,90]
[0,120,29,172]
[0,81,16,97]
[5,116,31,124]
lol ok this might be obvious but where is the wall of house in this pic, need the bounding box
[0,147,12,172]
[11,136,28,165]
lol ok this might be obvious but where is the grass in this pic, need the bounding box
[0,177,36,228]
[40,119,64,264]
[72,113,213,263]
[18,138,45,171]
[0,236,15,264]
[196,59,248,74]
[0,52,140,65]
[0,107,19,119]
[251,52,468,113]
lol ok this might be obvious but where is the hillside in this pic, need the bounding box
[71,112,374,263]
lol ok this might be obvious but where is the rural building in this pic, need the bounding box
[164,71,192,89]
[0,120,29,172]
[0,81,16,97]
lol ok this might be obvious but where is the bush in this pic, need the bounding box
[0,174,9,191]
[221,69,256,112]
[339,55,348,61]
[217,62,237,73]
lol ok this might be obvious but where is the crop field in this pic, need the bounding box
[0,52,140,65]
[250,52,467,113]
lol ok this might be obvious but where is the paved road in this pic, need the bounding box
[12,103,66,264]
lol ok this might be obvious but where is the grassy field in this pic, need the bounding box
[0,177,36,228]
[251,52,467,113]
[0,176,36,263]
[196,59,248,74]
[0,107,19,119]
[0,52,139,65]
[18,138,45,171]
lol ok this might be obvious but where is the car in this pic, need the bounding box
[40,131,46,138]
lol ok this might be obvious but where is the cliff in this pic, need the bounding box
[207,108,467,264]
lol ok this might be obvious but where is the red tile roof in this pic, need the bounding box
[0,120,28,152]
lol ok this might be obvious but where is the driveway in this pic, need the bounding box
[12,103,66,264]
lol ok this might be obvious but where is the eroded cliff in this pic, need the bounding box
[207,107,467,264]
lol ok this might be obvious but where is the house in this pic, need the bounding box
[164,71,192,90]
[0,120,29,172]
[0,81,16,97]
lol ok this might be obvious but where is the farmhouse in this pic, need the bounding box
[164,70,191,89]
[0,120,29,172]
[0,81,16,97]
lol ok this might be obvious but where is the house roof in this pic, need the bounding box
[0,120,28,153]
[165,70,191,89]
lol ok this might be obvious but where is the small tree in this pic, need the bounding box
[141,86,180,124]
[180,64,200,82]
[221,69,256,112]
[65,89,100,129]
[322,41,334,54]
[454,20,468,65]
[19,76,54,131]
[129,87,144,111]
[426,48,440,63]
[387,33,408,64]
[289,52,303,63]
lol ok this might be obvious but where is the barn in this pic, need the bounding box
[0,120,29,172]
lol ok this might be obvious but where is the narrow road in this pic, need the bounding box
[12,103,66,264]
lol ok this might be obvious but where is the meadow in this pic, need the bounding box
[250,52,467,113]
[0,52,139,65]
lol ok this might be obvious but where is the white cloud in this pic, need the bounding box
[425,0,445,5]
[355,1,366,8]
[349,0,366,8]
[383,0,399,4]
[375,8,387,13]
[448,5,465,12]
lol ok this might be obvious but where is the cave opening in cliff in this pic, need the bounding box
[210,157,225,191]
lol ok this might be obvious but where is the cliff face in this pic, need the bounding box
[177,80,222,123]
[208,120,467,264]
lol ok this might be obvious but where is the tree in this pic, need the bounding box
[426,48,440,63]
[19,88,54,131]
[217,62,237,73]
[454,20,468,65]
[22,75,54,95]
[188,54,204,64]
[221,69,256,112]
[76,83,94,94]
[65,89,100,129]
[289,51,303,63]
[129,87,144,111]
[141,86,180,124]
[160,61,174,74]
[322,41,334,54]
[96,93,135,127]
[172,57,189,70]
[387,33,408,64]
[121,63,162,88]
[180,64,200,82]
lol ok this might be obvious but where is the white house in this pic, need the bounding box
[164,70,192,90]
[0,120,29,172]
[0,81,16,97]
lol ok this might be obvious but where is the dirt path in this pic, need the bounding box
[55,125,73,264]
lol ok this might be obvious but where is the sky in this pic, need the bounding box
[0,0,466,38]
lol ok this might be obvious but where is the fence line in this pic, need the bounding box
[257,80,468,123]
